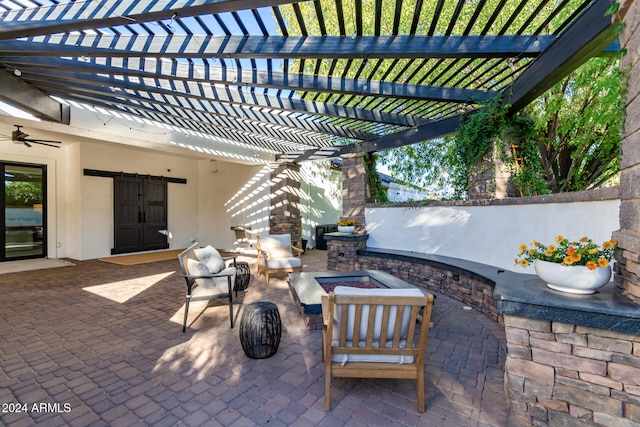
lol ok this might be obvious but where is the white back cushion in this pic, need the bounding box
[332,286,425,342]
[260,234,292,249]
[195,245,225,274]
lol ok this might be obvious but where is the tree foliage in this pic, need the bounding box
[363,152,389,203]
[523,57,623,192]
[5,181,42,206]
[381,56,623,197]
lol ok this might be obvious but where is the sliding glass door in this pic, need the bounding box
[2,162,47,261]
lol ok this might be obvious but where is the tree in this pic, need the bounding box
[523,57,623,192]
[381,56,623,197]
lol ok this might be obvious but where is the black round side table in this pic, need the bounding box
[229,261,251,291]
[239,302,282,359]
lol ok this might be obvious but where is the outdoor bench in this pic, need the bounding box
[356,248,507,322]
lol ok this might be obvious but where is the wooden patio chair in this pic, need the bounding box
[255,234,303,285]
[322,287,435,412]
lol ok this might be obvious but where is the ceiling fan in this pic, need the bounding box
[10,125,62,148]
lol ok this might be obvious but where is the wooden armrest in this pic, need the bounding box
[291,246,304,256]
[321,295,330,326]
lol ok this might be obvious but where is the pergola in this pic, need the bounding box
[0,0,617,162]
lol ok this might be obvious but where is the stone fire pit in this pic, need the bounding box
[287,270,421,329]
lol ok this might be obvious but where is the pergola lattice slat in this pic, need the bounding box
[0,0,619,162]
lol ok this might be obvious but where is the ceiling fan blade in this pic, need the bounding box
[9,125,62,148]
[24,138,61,144]
[31,141,61,148]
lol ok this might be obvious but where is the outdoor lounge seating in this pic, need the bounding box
[322,286,435,412]
[177,243,237,331]
[256,234,303,285]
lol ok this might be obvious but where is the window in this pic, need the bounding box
[2,162,46,261]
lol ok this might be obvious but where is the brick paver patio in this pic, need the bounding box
[0,249,507,426]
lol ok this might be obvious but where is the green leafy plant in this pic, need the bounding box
[515,236,617,270]
[363,152,389,204]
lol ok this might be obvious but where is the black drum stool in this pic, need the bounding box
[239,302,281,359]
[229,261,251,291]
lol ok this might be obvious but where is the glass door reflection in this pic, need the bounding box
[3,163,46,260]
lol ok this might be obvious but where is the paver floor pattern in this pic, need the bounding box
[0,249,507,426]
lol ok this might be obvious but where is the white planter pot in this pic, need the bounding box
[534,259,612,294]
[337,225,355,234]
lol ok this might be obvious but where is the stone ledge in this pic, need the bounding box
[356,248,501,321]
[496,277,640,336]
[324,232,370,242]
[357,247,640,337]
[358,247,502,287]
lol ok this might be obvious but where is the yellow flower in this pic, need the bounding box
[580,236,589,243]
[572,253,582,262]
[598,258,609,268]
[603,240,616,249]
[586,261,597,270]
[532,240,540,247]
[588,248,599,255]
[563,256,575,265]
[547,245,557,253]
[519,259,529,267]
[518,244,527,252]
[554,235,564,243]
[528,249,536,256]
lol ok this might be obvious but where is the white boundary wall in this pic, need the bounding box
[365,189,620,272]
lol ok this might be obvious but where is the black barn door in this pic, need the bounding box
[113,176,168,254]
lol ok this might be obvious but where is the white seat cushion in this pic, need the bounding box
[331,340,414,365]
[195,245,225,274]
[260,257,302,269]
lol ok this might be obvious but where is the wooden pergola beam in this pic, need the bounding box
[0,69,69,124]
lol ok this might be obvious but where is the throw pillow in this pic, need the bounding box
[195,245,225,274]
[186,258,217,289]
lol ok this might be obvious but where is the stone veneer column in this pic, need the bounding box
[341,153,371,233]
[268,162,302,246]
[614,0,640,302]
[325,233,369,271]
[468,142,518,200]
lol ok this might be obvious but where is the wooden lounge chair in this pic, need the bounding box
[322,287,435,412]
[255,234,303,285]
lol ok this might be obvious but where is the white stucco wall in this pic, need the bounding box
[197,160,271,249]
[299,160,342,249]
[1,118,278,260]
[77,141,202,259]
[366,198,620,272]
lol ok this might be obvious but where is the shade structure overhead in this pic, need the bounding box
[0,0,616,162]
